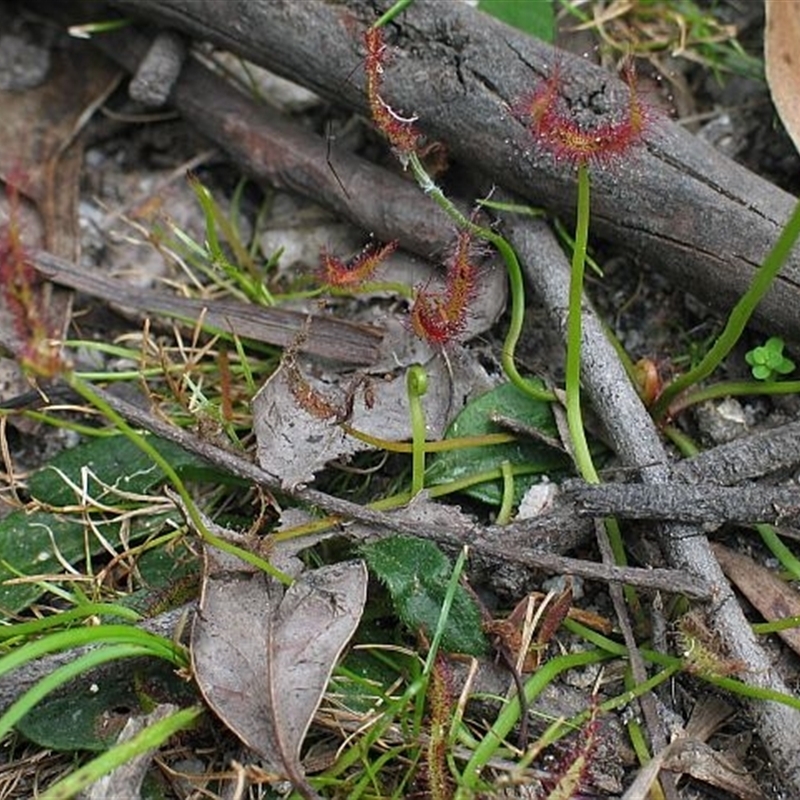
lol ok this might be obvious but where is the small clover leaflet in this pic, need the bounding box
[745,336,796,381]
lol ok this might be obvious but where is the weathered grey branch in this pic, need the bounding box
[77,15,456,262]
[105,0,800,345]
[503,213,800,792]
[560,480,800,525]
[33,250,383,365]
[90,385,707,599]
[675,420,800,486]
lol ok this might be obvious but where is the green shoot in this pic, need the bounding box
[653,197,800,418]
[406,364,428,496]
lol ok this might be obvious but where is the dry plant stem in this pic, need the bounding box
[86,385,709,600]
[503,213,800,791]
[594,519,675,800]
[105,0,800,346]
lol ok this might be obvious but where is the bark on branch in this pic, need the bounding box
[106,0,800,345]
[560,480,800,525]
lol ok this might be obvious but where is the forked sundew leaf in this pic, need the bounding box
[192,549,366,798]
[361,536,487,656]
[765,0,800,154]
[426,381,573,505]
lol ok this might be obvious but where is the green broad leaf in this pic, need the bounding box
[426,381,574,506]
[0,435,226,616]
[28,434,231,506]
[478,0,555,43]
[361,536,487,656]
[15,659,194,751]
[0,509,176,616]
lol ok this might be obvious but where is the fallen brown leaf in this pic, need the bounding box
[185,503,367,800]
[765,0,800,154]
[713,541,800,657]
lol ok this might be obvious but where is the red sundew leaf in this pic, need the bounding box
[363,26,421,155]
[443,230,478,316]
[319,239,397,287]
[517,60,649,167]
[409,288,457,346]
[408,230,480,346]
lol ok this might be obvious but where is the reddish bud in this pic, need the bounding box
[0,180,62,377]
[632,357,662,406]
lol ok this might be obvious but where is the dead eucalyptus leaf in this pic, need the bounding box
[662,738,764,800]
[712,541,800,657]
[765,0,800,154]
[253,350,492,488]
[191,538,367,800]
[623,737,762,800]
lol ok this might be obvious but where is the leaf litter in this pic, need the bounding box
[181,500,367,798]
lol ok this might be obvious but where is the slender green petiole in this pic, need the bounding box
[67,374,293,586]
[372,0,416,29]
[652,195,800,419]
[565,165,636,610]
[406,152,555,404]
[565,163,599,484]
[496,460,515,526]
[407,364,428,496]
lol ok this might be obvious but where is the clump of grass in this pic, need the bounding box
[559,0,763,81]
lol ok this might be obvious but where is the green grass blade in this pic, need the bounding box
[38,705,203,800]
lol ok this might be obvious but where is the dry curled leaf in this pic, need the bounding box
[190,521,367,799]
[765,0,800,154]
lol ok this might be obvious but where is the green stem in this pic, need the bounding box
[457,648,612,794]
[756,524,800,582]
[496,460,514,526]
[565,163,598,484]
[407,152,554,404]
[667,378,800,415]
[67,374,293,586]
[653,196,800,419]
[407,364,428,496]
[372,0,416,28]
